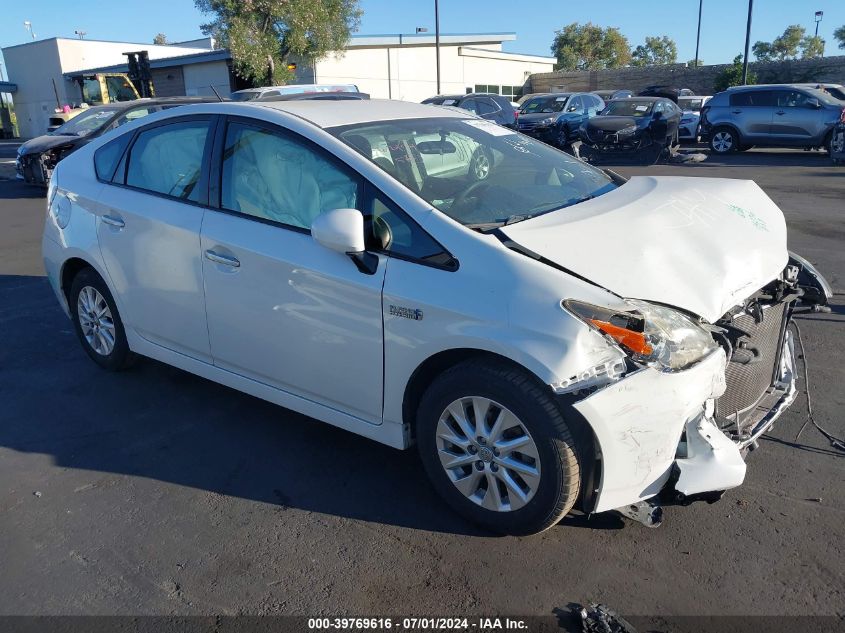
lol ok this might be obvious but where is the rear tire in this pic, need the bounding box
[709,126,738,154]
[69,267,136,371]
[416,359,581,535]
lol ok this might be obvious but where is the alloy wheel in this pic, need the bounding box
[712,131,734,153]
[435,396,541,512]
[472,152,490,180]
[77,286,116,356]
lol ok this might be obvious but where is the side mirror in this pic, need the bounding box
[311,208,378,275]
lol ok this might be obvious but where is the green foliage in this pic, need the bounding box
[630,35,678,67]
[195,0,362,86]
[755,24,826,61]
[800,35,825,59]
[687,58,704,67]
[153,33,168,45]
[835,25,845,50]
[551,23,631,71]
[713,54,756,92]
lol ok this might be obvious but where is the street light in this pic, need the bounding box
[741,0,753,85]
[416,27,428,33]
[23,20,35,40]
[694,0,703,68]
[815,11,823,37]
[74,30,87,40]
[433,0,441,95]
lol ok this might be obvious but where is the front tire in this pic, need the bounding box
[709,126,738,154]
[468,148,491,182]
[69,267,135,371]
[416,359,581,535]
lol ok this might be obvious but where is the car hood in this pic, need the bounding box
[500,176,788,322]
[586,116,646,131]
[19,134,82,155]
[518,112,561,122]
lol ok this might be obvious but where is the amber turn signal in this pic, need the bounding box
[589,319,654,356]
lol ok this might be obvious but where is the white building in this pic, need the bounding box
[294,32,556,102]
[3,32,554,138]
[1,37,220,138]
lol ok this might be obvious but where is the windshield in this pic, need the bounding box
[601,100,654,117]
[231,91,260,102]
[519,95,569,114]
[331,117,617,228]
[49,106,120,136]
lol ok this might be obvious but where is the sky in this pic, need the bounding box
[2,0,845,81]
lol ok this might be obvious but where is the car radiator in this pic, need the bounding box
[715,301,788,425]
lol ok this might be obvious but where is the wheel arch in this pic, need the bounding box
[60,256,97,303]
[711,123,743,144]
[401,347,601,512]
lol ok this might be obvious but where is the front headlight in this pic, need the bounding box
[617,125,638,136]
[564,299,718,371]
[537,117,555,127]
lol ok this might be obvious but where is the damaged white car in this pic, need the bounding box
[42,100,832,534]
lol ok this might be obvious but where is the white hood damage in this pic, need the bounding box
[501,176,789,322]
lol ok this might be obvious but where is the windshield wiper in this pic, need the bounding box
[466,214,532,231]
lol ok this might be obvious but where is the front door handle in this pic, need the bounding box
[101,214,125,228]
[731,109,742,114]
[204,249,240,268]
[775,110,785,115]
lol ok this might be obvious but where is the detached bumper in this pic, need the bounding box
[575,332,797,514]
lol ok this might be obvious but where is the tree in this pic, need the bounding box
[551,23,631,71]
[195,0,362,85]
[713,54,756,92]
[687,58,704,67]
[630,35,678,67]
[800,35,825,59]
[753,24,805,61]
[153,33,168,45]
[835,25,845,49]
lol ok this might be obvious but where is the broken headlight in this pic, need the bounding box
[617,125,638,137]
[564,299,718,371]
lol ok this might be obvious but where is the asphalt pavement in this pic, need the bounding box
[0,147,843,622]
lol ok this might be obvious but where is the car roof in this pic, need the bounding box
[725,83,820,91]
[252,98,471,128]
[609,97,662,103]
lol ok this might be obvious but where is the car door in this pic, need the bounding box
[96,115,216,362]
[200,117,387,423]
[563,95,586,128]
[771,89,825,145]
[728,90,776,142]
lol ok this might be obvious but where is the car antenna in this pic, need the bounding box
[209,85,224,102]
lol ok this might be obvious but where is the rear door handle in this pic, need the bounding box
[101,214,125,228]
[204,249,240,268]
[775,110,786,115]
[731,110,742,114]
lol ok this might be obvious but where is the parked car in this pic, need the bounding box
[262,91,370,101]
[16,97,216,187]
[638,86,694,102]
[831,109,845,165]
[516,92,604,148]
[230,84,360,101]
[579,97,682,154]
[795,83,845,102]
[701,84,845,154]
[592,89,633,101]
[421,93,517,128]
[43,99,829,534]
[677,95,712,143]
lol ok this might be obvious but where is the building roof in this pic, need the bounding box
[250,98,469,128]
[65,49,232,78]
[346,32,516,48]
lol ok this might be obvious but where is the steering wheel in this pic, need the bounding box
[450,179,492,218]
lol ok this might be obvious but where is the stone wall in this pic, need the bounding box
[528,55,845,96]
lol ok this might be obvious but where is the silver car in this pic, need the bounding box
[701,84,844,154]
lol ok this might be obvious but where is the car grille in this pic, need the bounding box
[715,302,787,422]
[518,121,538,131]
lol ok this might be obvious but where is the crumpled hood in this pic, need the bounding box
[500,176,788,322]
[19,134,82,156]
[586,116,644,132]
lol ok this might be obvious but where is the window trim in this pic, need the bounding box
[102,114,220,208]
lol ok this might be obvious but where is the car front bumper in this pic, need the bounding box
[572,328,797,515]
[678,122,699,139]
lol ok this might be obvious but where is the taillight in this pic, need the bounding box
[840,107,845,123]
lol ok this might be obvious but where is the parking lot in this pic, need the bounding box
[0,145,843,622]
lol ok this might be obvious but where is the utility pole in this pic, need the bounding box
[814,11,823,37]
[694,0,703,67]
[741,0,753,85]
[434,0,441,95]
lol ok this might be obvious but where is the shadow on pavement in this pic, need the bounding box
[1,273,628,537]
[0,179,45,199]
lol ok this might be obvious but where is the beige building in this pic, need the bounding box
[1,37,218,138]
[298,32,555,102]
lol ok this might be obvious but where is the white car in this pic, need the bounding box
[42,99,830,534]
[678,95,711,143]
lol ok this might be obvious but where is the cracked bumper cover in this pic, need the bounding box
[572,334,797,513]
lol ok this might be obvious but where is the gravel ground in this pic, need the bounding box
[0,144,842,621]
